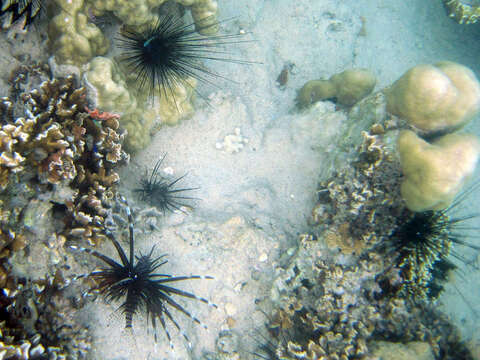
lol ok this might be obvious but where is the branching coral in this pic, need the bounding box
[0,74,128,246]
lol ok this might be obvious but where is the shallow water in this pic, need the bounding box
[2,0,480,359]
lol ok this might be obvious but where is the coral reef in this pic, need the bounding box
[297,68,376,108]
[311,128,403,255]
[0,275,91,359]
[86,0,218,34]
[280,121,476,359]
[0,74,128,247]
[443,0,480,24]
[84,56,195,152]
[385,62,480,135]
[264,234,470,360]
[48,0,109,66]
[397,130,480,212]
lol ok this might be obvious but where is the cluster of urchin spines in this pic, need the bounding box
[0,0,42,29]
[69,193,216,350]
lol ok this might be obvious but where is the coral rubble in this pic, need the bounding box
[264,234,470,360]
[0,275,91,359]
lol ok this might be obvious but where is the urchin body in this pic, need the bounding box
[117,13,254,103]
[134,155,198,213]
[71,196,215,346]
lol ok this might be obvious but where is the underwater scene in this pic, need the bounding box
[2,0,480,359]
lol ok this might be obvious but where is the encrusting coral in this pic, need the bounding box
[297,68,376,108]
[397,130,480,212]
[385,62,480,135]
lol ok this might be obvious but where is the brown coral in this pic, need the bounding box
[0,74,128,247]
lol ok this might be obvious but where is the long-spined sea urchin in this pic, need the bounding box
[70,196,216,347]
[378,185,480,299]
[134,154,199,214]
[116,11,255,105]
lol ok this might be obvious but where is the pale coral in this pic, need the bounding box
[87,0,218,33]
[297,68,376,108]
[386,62,480,134]
[397,130,480,212]
[48,0,109,65]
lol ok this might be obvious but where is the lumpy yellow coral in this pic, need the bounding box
[386,62,480,134]
[48,0,109,65]
[84,57,196,152]
[86,0,218,32]
[297,68,376,108]
[397,130,480,212]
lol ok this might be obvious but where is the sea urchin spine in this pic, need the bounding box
[70,196,216,348]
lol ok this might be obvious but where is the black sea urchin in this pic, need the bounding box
[0,0,42,29]
[134,155,198,213]
[380,190,480,299]
[70,196,216,347]
[116,12,254,104]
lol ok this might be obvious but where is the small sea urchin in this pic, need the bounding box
[380,190,480,299]
[70,196,216,347]
[134,155,198,214]
[116,12,254,104]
